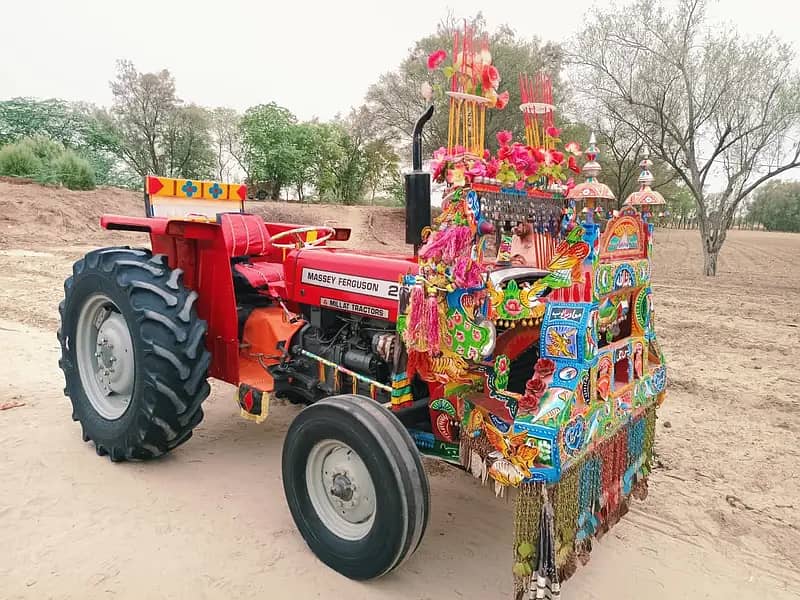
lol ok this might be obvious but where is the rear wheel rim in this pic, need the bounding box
[305,439,376,541]
[75,293,135,420]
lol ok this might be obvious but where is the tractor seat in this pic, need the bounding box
[233,261,285,291]
[219,213,285,298]
[219,212,271,257]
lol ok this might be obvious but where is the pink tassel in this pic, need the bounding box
[426,295,441,354]
[453,256,483,288]
[419,226,473,262]
[407,285,426,345]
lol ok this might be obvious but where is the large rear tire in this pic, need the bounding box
[57,247,211,461]
[282,394,429,580]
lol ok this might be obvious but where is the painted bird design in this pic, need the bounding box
[529,224,591,297]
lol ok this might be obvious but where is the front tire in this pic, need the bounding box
[57,247,211,461]
[282,394,429,580]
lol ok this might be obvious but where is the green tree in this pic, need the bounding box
[363,139,400,204]
[239,102,299,200]
[288,122,322,201]
[749,181,800,232]
[572,0,800,275]
[365,13,562,155]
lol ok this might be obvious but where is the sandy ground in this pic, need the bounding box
[1,181,799,599]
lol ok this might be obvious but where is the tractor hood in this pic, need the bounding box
[288,248,419,322]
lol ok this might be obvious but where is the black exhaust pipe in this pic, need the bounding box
[405,104,434,253]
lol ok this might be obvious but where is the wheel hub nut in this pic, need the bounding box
[330,473,354,502]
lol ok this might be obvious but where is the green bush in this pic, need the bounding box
[0,143,43,177]
[18,135,65,164]
[52,150,95,190]
[0,137,96,190]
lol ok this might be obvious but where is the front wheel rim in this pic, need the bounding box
[305,439,376,541]
[75,293,135,420]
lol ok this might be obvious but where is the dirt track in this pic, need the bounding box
[1,181,799,599]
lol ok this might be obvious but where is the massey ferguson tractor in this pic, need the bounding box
[59,91,666,595]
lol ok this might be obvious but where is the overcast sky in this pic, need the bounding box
[1,0,799,121]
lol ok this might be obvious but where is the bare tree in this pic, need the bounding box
[105,60,214,180]
[210,107,245,182]
[571,0,800,275]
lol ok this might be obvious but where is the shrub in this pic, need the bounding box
[0,143,43,177]
[52,150,96,190]
[18,135,65,164]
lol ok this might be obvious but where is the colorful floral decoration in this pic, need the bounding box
[396,23,667,599]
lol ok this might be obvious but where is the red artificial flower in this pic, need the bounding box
[486,158,499,178]
[518,392,539,412]
[551,150,565,165]
[482,64,500,91]
[568,155,580,173]
[495,90,510,110]
[427,49,447,70]
[497,130,513,146]
[531,147,545,163]
[483,149,491,160]
[498,145,513,160]
[545,126,561,138]
[526,375,547,397]
[534,358,556,378]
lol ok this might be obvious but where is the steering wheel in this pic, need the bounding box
[268,225,336,250]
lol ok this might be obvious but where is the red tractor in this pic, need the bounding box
[58,109,437,580]
[58,104,665,592]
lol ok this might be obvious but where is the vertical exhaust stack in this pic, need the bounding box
[405,104,434,254]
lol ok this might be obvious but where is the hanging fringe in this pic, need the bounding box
[405,284,427,350]
[513,484,543,598]
[530,498,560,600]
[426,294,441,354]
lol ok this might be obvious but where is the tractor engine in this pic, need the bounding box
[270,304,406,407]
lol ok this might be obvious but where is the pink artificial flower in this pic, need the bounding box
[498,145,513,160]
[565,141,582,155]
[566,177,576,192]
[486,158,499,178]
[482,65,500,91]
[568,155,580,173]
[453,145,466,156]
[514,180,526,191]
[523,159,538,177]
[545,126,561,138]
[497,130,513,146]
[495,90,510,110]
[543,149,555,166]
[466,161,487,181]
[427,50,447,70]
[432,146,448,160]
